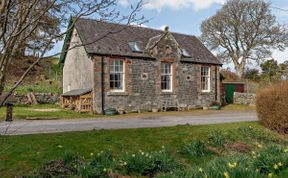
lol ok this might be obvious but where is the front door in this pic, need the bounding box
[225,84,235,104]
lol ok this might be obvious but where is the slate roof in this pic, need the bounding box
[62,88,92,96]
[67,18,221,65]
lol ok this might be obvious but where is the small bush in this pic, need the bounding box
[208,131,227,147]
[120,149,179,176]
[182,139,211,157]
[256,81,288,134]
[80,150,116,178]
[238,126,278,143]
[34,151,80,177]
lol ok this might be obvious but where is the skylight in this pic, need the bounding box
[128,42,142,52]
[182,49,191,57]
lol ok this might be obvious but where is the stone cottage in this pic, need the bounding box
[60,18,222,113]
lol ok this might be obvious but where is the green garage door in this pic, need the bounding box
[225,84,235,104]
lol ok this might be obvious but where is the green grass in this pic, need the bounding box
[0,122,287,177]
[221,104,256,110]
[0,104,95,120]
[0,104,255,121]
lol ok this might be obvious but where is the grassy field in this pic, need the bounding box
[0,104,95,120]
[0,122,287,177]
[0,104,255,121]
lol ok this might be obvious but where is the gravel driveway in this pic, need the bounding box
[0,110,257,135]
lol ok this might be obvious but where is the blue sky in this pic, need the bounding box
[51,0,288,67]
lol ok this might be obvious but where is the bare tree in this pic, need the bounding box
[0,0,145,105]
[201,0,288,78]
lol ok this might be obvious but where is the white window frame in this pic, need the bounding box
[201,66,211,92]
[109,59,125,92]
[161,63,173,92]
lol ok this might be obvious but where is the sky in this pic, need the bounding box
[51,0,288,68]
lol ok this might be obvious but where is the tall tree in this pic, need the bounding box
[0,0,144,103]
[260,59,279,82]
[201,0,288,78]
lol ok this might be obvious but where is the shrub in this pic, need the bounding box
[182,139,211,157]
[80,150,116,178]
[33,151,80,177]
[251,145,288,174]
[120,149,180,176]
[208,131,227,147]
[256,81,288,134]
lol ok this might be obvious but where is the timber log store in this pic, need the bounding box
[61,88,93,113]
[221,82,245,104]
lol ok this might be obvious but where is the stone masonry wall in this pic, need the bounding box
[234,92,256,105]
[92,32,221,113]
[7,93,60,105]
[92,56,220,113]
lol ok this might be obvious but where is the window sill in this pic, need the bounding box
[161,91,176,95]
[201,90,211,94]
[107,92,129,96]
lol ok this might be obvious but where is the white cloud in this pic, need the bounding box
[119,0,225,11]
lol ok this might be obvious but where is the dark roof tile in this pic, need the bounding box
[74,18,221,65]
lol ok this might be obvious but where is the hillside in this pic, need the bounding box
[4,56,62,94]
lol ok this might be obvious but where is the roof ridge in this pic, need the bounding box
[77,17,197,38]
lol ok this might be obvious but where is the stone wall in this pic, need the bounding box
[91,32,221,113]
[234,92,256,105]
[7,93,60,104]
[92,56,220,113]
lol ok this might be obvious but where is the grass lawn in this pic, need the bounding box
[0,104,95,120]
[0,104,255,121]
[0,121,287,177]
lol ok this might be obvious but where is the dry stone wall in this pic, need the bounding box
[234,92,256,105]
[7,93,60,105]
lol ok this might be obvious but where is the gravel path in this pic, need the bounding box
[0,110,257,135]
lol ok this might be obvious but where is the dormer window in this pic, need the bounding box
[182,49,191,57]
[128,42,142,52]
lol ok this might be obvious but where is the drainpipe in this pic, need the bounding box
[215,65,218,102]
[101,56,105,114]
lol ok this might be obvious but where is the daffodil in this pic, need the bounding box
[278,162,282,166]
[273,164,278,170]
[199,168,203,172]
[268,173,273,178]
[228,162,237,168]
[224,172,229,178]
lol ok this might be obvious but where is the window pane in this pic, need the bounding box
[110,59,124,91]
[201,66,210,91]
[161,63,172,91]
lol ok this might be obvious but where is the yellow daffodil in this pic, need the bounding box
[224,172,229,178]
[257,143,262,148]
[228,162,237,168]
[273,164,278,170]
[268,173,273,178]
[199,168,203,172]
[278,162,282,166]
